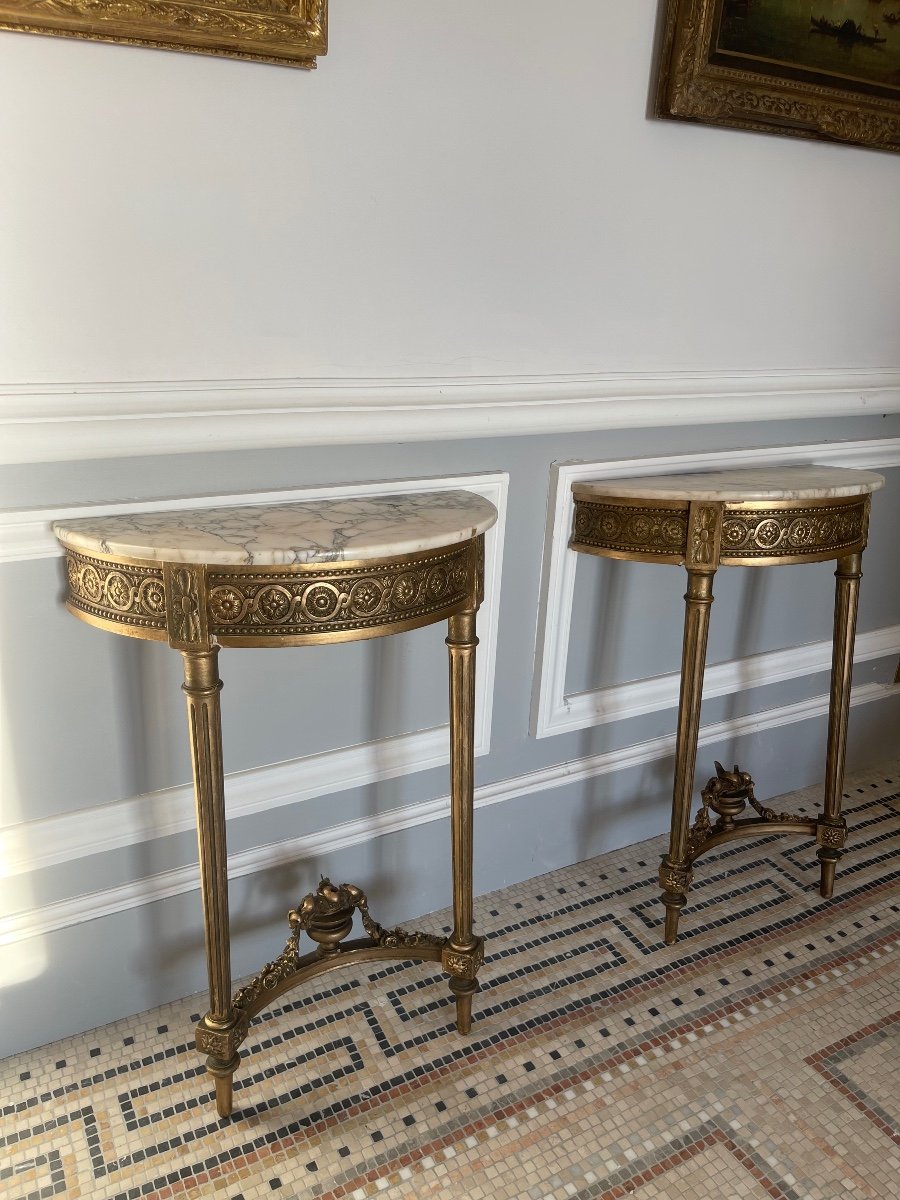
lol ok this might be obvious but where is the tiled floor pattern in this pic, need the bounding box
[3,761,899,1199]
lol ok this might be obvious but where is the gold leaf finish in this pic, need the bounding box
[65,549,167,635]
[656,0,900,152]
[59,539,481,649]
[0,0,327,69]
[816,822,848,849]
[219,877,448,1053]
[55,503,490,1118]
[570,473,876,946]
[206,543,473,641]
[571,494,869,567]
[571,501,688,562]
[165,564,207,647]
[442,941,484,982]
[686,503,722,569]
[719,502,867,560]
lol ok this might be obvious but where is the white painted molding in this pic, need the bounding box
[0,470,508,868]
[551,625,900,739]
[3,678,896,945]
[0,725,449,878]
[6,619,896,880]
[530,437,900,740]
[2,368,899,464]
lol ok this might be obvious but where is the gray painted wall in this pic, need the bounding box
[2,415,898,1056]
[4,0,900,1068]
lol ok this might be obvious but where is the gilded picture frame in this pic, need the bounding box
[0,0,327,68]
[656,0,900,153]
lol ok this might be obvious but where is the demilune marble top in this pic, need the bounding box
[572,466,885,503]
[52,490,498,566]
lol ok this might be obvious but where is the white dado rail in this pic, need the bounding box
[2,368,900,464]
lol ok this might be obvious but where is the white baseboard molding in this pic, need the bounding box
[7,616,897,881]
[531,436,900,740]
[552,624,900,739]
[3,678,896,946]
[0,724,449,878]
[2,368,899,464]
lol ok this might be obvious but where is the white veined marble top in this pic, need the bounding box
[53,490,498,566]
[573,466,885,503]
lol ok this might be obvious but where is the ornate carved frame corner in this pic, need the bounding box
[655,0,900,153]
[0,0,327,69]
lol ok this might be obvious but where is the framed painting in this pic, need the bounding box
[0,0,326,68]
[656,0,900,152]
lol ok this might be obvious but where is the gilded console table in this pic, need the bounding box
[54,490,497,1117]
[569,466,884,944]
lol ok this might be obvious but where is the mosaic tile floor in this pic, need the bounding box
[3,761,899,1200]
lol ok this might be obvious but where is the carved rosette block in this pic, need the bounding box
[816,821,847,850]
[686,503,723,569]
[442,938,485,983]
[195,1020,245,1062]
[659,862,693,895]
[164,563,209,648]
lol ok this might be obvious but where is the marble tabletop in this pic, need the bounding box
[53,490,498,566]
[573,466,884,504]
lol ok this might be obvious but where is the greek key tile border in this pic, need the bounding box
[1,771,897,1200]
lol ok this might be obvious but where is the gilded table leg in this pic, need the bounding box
[818,552,862,898]
[181,648,239,1118]
[660,568,717,944]
[443,608,483,1035]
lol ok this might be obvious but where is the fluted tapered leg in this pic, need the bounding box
[660,569,716,944]
[182,648,238,1118]
[443,609,482,1034]
[818,553,862,898]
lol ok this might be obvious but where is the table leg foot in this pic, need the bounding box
[443,939,483,1035]
[818,849,839,899]
[659,859,692,945]
[208,1054,239,1119]
[661,890,686,945]
[451,980,477,1036]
